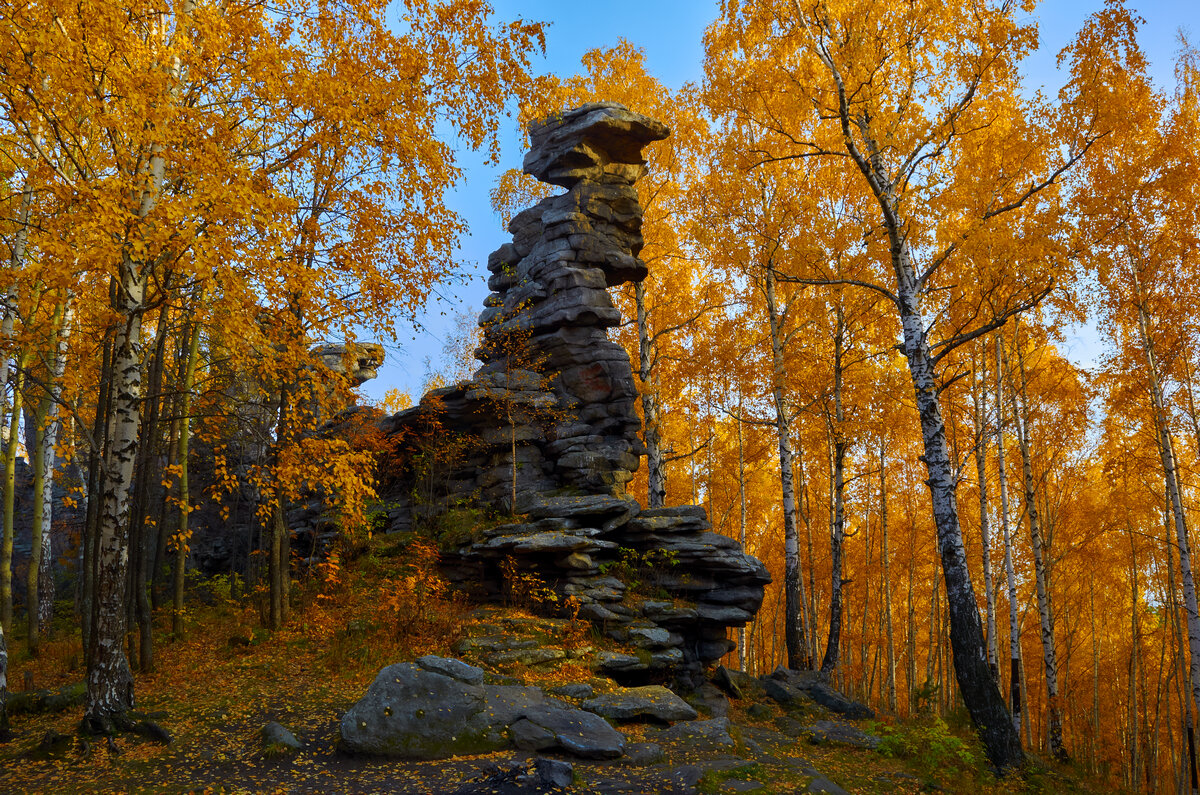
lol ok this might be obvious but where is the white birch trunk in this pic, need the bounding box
[996,336,1023,735]
[737,395,747,671]
[0,616,7,740]
[1011,335,1067,761]
[1133,285,1200,769]
[0,173,34,448]
[890,230,1019,764]
[972,350,998,679]
[38,303,70,634]
[635,281,665,508]
[821,302,846,675]
[881,437,897,713]
[764,266,810,669]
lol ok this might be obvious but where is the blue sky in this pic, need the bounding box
[362,1,1200,403]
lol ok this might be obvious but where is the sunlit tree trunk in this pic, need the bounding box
[37,303,71,638]
[881,438,897,713]
[1,354,27,636]
[86,267,146,727]
[1011,333,1068,761]
[635,281,665,508]
[1089,570,1100,775]
[821,302,847,675]
[0,172,34,449]
[907,544,917,716]
[736,395,747,670]
[1133,276,1200,775]
[995,337,1023,736]
[764,265,810,669]
[1128,521,1142,787]
[971,347,998,680]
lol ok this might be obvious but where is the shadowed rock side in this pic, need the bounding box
[380,103,769,687]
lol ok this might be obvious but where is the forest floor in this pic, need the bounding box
[0,534,1113,794]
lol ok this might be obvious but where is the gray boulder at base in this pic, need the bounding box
[416,655,486,685]
[804,719,881,749]
[510,703,625,759]
[340,657,624,760]
[582,685,698,722]
[804,773,853,795]
[261,722,302,753]
[658,717,736,750]
[762,668,874,720]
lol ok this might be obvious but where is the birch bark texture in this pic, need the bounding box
[764,265,811,671]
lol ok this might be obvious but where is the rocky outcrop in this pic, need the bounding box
[380,103,769,686]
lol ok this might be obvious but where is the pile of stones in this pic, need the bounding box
[380,103,769,686]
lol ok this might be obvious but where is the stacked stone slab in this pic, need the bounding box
[382,103,769,686]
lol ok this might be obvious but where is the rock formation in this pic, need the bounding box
[381,103,769,687]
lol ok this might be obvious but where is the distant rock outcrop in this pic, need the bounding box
[380,103,769,687]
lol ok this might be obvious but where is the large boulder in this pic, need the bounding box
[339,657,625,761]
[761,668,875,720]
[582,685,698,723]
[510,704,625,759]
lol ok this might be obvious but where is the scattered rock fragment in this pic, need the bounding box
[261,722,301,756]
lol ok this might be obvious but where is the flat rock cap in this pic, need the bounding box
[524,102,670,188]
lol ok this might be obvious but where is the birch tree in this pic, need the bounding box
[703,0,1115,768]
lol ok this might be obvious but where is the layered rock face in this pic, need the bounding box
[382,103,769,686]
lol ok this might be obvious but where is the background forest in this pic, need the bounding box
[1,0,1200,792]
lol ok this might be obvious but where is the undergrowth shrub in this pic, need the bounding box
[871,715,979,775]
[500,555,559,611]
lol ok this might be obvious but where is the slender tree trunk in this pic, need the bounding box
[764,266,810,669]
[1169,534,1199,795]
[268,382,294,631]
[996,337,1023,736]
[81,331,115,652]
[635,281,665,507]
[795,446,819,666]
[27,329,56,656]
[821,303,847,675]
[737,395,748,670]
[1136,292,1200,774]
[891,255,1019,764]
[0,171,35,451]
[881,438,897,713]
[0,616,7,741]
[1011,333,1068,761]
[907,542,917,716]
[1129,522,1142,787]
[86,271,146,728]
[972,349,998,680]
[1,356,27,635]
[1089,570,1100,775]
[129,309,170,672]
[36,303,70,637]
[172,317,201,636]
